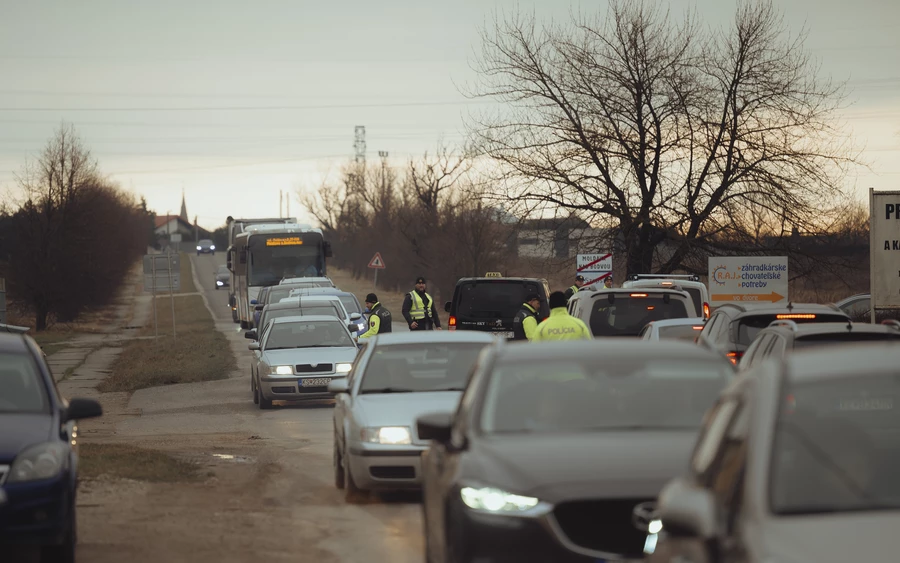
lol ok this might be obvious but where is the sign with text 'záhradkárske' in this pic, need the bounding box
[869,189,900,310]
[708,257,788,306]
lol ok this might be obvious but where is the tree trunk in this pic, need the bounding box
[35,304,48,332]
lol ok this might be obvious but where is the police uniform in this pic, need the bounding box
[564,275,585,302]
[512,296,541,341]
[360,293,392,338]
[402,276,441,330]
[532,291,592,342]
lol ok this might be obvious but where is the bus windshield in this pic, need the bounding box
[248,234,325,286]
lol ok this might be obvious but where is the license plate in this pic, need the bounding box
[301,377,332,388]
[496,331,514,338]
[838,397,893,411]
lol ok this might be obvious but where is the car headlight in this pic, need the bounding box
[362,426,411,445]
[210,245,215,250]
[8,442,68,483]
[216,281,224,286]
[643,520,663,555]
[336,363,352,373]
[196,246,202,250]
[459,486,549,516]
[269,365,293,375]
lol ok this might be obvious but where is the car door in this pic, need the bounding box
[334,343,368,454]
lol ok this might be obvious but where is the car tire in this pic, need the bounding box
[240,320,248,330]
[333,434,345,490]
[40,508,75,563]
[257,379,273,410]
[343,445,366,503]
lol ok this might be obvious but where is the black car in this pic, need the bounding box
[196,238,216,255]
[444,275,550,338]
[0,325,103,561]
[417,339,734,563]
[215,265,230,290]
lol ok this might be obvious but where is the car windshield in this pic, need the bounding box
[264,320,353,349]
[737,313,848,345]
[199,239,213,245]
[792,332,900,348]
[480,358,731,433]
[769,373,900,515]
[358,342,489,394]
[456,281,543,319]
[216,266,229,276]
[589,295,690,336]
[658,324,705,341]
[0,352,49,413]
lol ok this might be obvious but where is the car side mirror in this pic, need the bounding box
[417,412,454,444]
[244,330,257,340]
[348,323,360,332]
[444,301,451,313]
[327,378,349,394]
[64,398,103,422]
[349,312,361,321]
[657,478,717,539]
[248,342,260,351]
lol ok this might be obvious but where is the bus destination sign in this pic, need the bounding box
[266,236,304,246]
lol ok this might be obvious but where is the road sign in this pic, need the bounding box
[368,252,386,269]
[870,189,900,315]
[170,233,182,243]
[708,257,788,306]
[577,253,612,286]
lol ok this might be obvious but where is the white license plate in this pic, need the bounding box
[838,397,893,411]
[496,331,514,338]
[301,378,332,388]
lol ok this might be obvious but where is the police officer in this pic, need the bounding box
[360,293,392,338]
[564,275,586,302]
[402,276,442,331]
[512,293,542,341]
[532,291,592,341]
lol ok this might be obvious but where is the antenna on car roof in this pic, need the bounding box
[846,320,853,332]
[786,301,794,312]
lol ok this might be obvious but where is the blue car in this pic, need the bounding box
[0,323,103,562]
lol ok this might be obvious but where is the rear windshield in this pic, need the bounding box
[455,281,544,319]
[659,324,705,341]
[264,305,341,327]
[684,288,703,316]
[793,332,900,348]
[589,295,690,336]
[737,314,849,345]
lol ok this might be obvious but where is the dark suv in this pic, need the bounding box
[739,319,900,370]
[698,303,850,364]
[444,276,550,338]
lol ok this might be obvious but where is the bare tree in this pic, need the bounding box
[469,0,855,275]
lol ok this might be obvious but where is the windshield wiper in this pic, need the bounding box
[360,387,416,394]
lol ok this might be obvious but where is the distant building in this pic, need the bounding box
[515,216,611,258]
[152,192,210,247]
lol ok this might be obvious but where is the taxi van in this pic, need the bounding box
[444,272,551,338]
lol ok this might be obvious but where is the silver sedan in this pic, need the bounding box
[328,331,497,502]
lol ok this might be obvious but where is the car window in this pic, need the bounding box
[736,313,848,346]
[658,324,705,341]
[700,313,722,342]
[691,399,740,476]
[793,332,900,348]
[0,352,50,413]
[264,320,354,349]
[683,288,703,316]
[456,281,544,319]
[767,335,787,358]
[588,294,690,337]
[841,297,871,320]
[337,295,362,315]
[358,342,490,394]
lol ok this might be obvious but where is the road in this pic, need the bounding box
[75,254,424,563]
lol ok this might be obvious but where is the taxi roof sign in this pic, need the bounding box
[484,272,503,278]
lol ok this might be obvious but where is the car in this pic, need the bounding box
[650,344,900,563]
[196,238,216,255]
[834,293,870,321]
[328,331,497,501]
[738,319,900,370]
[0,328,103,561]
[567,287,696,337]
[639,318,706,341]
[275,295,360,335]
[416,339,735,563]
[697,302,850,365]
[249,315,360,409]
[286,288,366,334]
[278,276,335,288]
[214,265,230,289]
[250,282,337,327]
[246,296,359,342]
[621,274,710,319]
[444,274,551,338]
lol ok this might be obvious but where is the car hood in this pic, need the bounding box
[354,392,463,444]
[466,431,699,503]
[757,511,900,562]
[0,413,53,463]
[260,347,358,366]
[216,273,229,281]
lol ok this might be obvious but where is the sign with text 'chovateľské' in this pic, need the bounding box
[708,257,788,306]
[869,189,900,310]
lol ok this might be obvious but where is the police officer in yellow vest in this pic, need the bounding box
[564,274,586,303]
[532,291,592,341]
[402,276,442,331]
[360,293,392,339]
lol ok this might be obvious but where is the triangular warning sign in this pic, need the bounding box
[368,252,386,269]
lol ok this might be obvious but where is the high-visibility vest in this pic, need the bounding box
[409,291,434,320]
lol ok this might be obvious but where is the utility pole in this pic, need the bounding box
[354,126,366,164]
[286,193,290,218]
[378,150,388,194]
[279,190,283,217]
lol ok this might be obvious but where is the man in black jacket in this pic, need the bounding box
[402,276,442,331]
[564,274,586,303]
[512,293,542,341]
[360,293,392,338]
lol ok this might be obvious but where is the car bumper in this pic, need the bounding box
[0,472,72,544]
[347,445,426,490]
[259,375,344,401]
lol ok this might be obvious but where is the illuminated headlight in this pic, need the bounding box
[196,246,202,250]
[210,245,215,250]
[362,426,411,445]
[216,281,224,286]
[643,519,663,554]
[336,363,352,374]
[8,442,68,483]
[459,486,549,515]
[269,365,294,375]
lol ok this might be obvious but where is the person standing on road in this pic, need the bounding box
[512,293,542,341]
[360,293,392,339]
[532,291,592,342]
[402,276,442,331]
[564,275,586,303]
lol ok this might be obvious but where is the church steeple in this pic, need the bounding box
[179,189,188,222]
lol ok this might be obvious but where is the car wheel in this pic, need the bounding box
[40,508,75,563]
[333,434,345,490]
[257,379,273,410]
[240,320,248,330]
[343,445,366,503]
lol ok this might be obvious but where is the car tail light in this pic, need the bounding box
[692,326,703,330]
[630,293,648,298]
[703,302,710,319]
[449,316,457,331]
[776,314,816,319]
[726,351,743,364]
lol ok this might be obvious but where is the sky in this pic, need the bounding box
[0,0,898,231]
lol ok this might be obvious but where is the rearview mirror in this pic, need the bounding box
[244,330,257,340]
[327,378,349,394]
[417,412,454,444]
[64,398,103,422]
[444,301,451,313]
[657,478,717,539]
[248,342,260,351]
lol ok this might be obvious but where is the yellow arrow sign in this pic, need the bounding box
[711,292,785,303]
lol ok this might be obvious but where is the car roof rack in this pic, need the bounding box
[767,319,798,331]
[628,273,701,282]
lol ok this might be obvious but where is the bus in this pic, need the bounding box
[231,223,333,328]
[225,217,296,322]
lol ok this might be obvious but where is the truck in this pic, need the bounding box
[230,222,333,328]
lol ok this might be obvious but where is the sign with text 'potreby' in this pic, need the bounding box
[708,257,788,306]
[869,189,900,310]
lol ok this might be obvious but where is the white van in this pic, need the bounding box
[621,274,710,319]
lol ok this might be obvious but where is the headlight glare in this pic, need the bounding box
[336,363,352,373]
[8,442,67,483]
[364,426,411,445]
[210,245,215,250]
[460,486,542,514]
[196,246,202,250]
[270,365,293,375]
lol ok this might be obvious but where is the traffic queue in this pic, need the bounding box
[240,268,898,563]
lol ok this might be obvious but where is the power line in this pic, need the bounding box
[0,100,490,112]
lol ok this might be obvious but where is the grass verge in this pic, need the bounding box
[99,253,236,393]
[78,443,200,483]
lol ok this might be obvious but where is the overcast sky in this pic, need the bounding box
[1,0,898,230]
